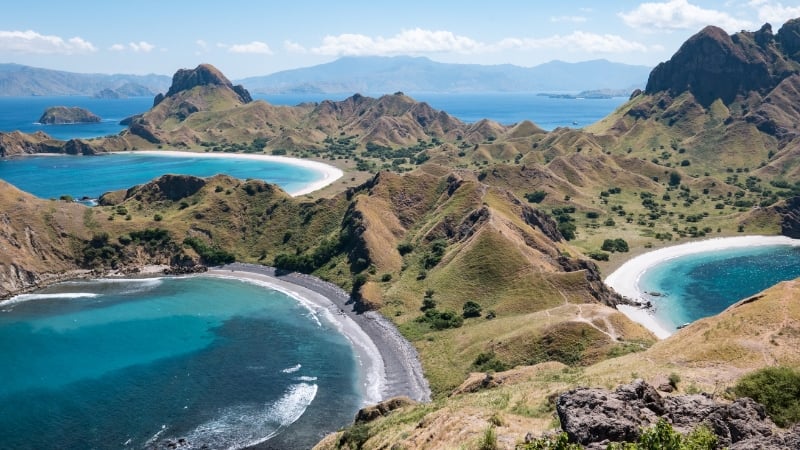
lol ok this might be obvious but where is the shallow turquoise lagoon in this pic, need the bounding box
[0,152,323,200]
[0,276,361,449]
[638,245,800,331]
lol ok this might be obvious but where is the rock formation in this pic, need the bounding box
[155,63,251,106]
[555,379,798,448]
[646,22,800,106]
[38,106,101,124]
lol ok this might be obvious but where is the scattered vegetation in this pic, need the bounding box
[734,366,800,427]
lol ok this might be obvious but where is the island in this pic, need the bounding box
[38,106,101,124]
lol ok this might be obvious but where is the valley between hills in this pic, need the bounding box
[2,18,800,450]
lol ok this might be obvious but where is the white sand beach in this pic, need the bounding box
[205,264,431,405]
[112,150,344,196]
[606,235,800,339]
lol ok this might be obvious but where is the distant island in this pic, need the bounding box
[38,106,101,124]
[537,88,635,99]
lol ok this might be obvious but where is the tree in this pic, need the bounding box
[669,171,682,187]
[525,190,547,203]
[462,300,483,318]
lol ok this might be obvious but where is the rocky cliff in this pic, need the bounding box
[154,63,252,106]
[38,106,101,124]
[646,21,800,106]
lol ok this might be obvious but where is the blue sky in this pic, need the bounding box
[1,0,798,79]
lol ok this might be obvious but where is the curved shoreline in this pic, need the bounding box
[110,150,344,196]
[206,263,431,405]
[605,235,800,339]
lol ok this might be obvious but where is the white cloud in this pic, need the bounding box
[129,41,155,53]
[550,16,588,23]
[284,40,306,53]
[0,30,96,54]
[311,28,485,56]
[196,39,208,49]
[109,43,125,52]
[749,1,800,26]
[499,31,650,53]
[228,41,272,54]
[619,0,753,32]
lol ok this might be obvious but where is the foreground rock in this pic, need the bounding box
[556,379,798,448]
[38,106,101,124]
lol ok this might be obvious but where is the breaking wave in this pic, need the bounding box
[169,383,318,449]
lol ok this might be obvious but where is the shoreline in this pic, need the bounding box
[605,235,800,339]
[206,263,431,405]
[109,150,344,196]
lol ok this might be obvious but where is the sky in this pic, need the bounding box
[1,0,799,79]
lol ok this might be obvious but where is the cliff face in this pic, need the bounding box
[155,63,252,106]
[646,22,800,106]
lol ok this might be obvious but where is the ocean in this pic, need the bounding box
[637,245,800,331]
[0,93,627,142]
[0,276,361,449]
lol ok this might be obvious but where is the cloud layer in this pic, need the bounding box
[0,30,96,54]
[619,0,753,32]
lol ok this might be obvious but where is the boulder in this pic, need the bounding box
[354,396,416,423]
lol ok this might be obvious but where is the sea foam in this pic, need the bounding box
[174,383,318,449]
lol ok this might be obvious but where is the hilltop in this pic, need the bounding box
[1,18,800,448]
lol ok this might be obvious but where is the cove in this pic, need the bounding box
[0,276,361,449]
[637,244,800,332]
[0,151,339,200]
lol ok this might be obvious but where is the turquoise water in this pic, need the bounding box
[0,152,322,200]
[0,276,361,449]
[638,245,800,331]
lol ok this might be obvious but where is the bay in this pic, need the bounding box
[0,276,361,449]
[637,245,800,331]
[0,152,322,200]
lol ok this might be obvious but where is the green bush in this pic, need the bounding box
[601,238,629,253]
[462,300,483,318]
[183,237,235,265]
[588,251,609,261]
[734,366,800,427]
[525,190,548,203]
[415,308,463,330]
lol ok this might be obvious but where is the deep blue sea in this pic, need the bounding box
[0,93,627,142]
[638,245,800,331]
[257,92,628,129]
[0,276,361,449]
[0,96,153,140]
[0,152,322,200]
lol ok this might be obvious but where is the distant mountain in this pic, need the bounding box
[237,56,651,94]
[0,63,171,96]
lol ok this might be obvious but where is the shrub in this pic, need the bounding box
[462,300,483,318]
[183,237,235,265]
[669,171,682,187]
[601,238,629,253]
[153,213,163,221]
[525,190,548,203]
[588,251,609,261]
[380,273,392,282]
[734,366,800,427]
[415,308,463,330]
[478,425,498,450]
[397,242,414,255]
[586,211,600,219]
[473,352,507,372]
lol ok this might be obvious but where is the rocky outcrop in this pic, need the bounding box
[775,196,800,238]
[646,23,800,106]
[124,174,207,202]
[354,396,416,424]
[38,106,101,124]
[0,131,61,156]
[156,63,252,106]
[555,379,793,448]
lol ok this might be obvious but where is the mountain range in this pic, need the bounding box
[0,57,650,97]
[0,63,171,97]
[238,56,651,94]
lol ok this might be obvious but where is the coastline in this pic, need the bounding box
[205,263,431,405]
[605,235,800,339]
[110,150,344,197]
